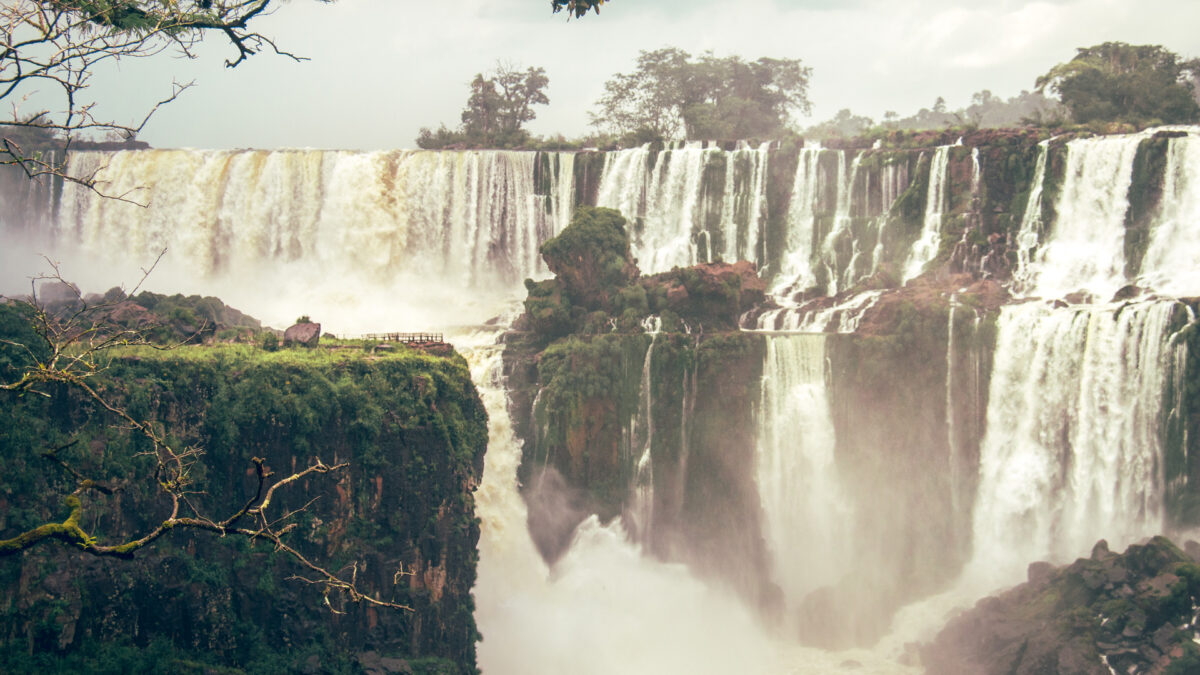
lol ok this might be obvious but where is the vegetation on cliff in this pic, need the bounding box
[0,301,488,673]
[520,206,765,343]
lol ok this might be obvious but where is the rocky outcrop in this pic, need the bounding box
[0,326,487,674]
[504,204,776,609]
[284,321,322,347]
[924,537,1200,674]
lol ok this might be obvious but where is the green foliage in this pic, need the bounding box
[551,0,606,18]
[259,331,279,351]
[418,63,549,149]
[591,47,811,140]
[539,206,636,311]
[1037,42,1200,126]
[0,303,47,377]
[0,329,488,672]
[522,278,575,339]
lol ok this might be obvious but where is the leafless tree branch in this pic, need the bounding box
[0,257,411,612]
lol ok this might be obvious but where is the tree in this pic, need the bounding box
[1,0,328,200]
[803,108,875,140]
[419,62,549,149]
[551,0,606,18]
[1036,42,1200,126]
[591,48,812,141]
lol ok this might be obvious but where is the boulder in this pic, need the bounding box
[284,322,321,347]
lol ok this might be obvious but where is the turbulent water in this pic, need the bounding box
[4,128,1200,671]
[757,335,851,613]
[595,141,770,273]
[969,300,1180,580]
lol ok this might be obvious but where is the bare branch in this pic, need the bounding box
[0,259,413,612]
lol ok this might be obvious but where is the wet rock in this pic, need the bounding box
[1027,560,1055,583]
[923,536,1200,675]
[1185,540,1200,562]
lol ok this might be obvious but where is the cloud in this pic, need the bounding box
[90,0,1200,150]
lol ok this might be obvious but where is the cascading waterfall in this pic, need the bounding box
[462,332,912,674]
[28,148,576,330]
[770,146,823,297]
[1022,133,1146,301]
[902,144,953,281]
[1012,141,1049,290]
[594,142,770,273]
[1138,133,1200,296]
[945,296,960,516]
[754,289,884,333]
[870,158,909,273]
[628,325,659,545]
[756,334,852,610]
[819,151,863,296]
[59,149,570,285]
[7,128,1200,670]
[966,299,1181,582]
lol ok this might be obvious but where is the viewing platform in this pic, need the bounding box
[358,332,446,344]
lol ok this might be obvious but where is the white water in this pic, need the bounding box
[1023,134,1145,301]
[1012,141,1049,291]
[11,149,575,332]
[1139,134,1200,296]
[595,142,771,274]
[628,331,658,545]
[462,333,913,675]
[771,146,823,297]
[967,299,1178,582]
[753,290,883,333]
[903,145,953,282]
[757,335,852,613]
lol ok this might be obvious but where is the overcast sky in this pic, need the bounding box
[82,0,1200,150]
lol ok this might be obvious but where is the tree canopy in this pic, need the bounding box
[551,0,606,18]
[1036,42,1200,126]
[419,62,550,149]
[1,0,328,197]
[591,48,812,142]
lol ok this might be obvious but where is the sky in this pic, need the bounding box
[56,0,1200,150]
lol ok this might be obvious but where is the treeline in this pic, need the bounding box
[418,41,1200,150]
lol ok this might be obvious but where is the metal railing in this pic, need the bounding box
[357,332,445,344]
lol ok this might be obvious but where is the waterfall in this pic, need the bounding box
[756,334,852,611]
[903,144,953,282]
[628,330,658,545]
[818,151,863,296]
[1139,134,1200,296]
[1023,133,1145,301]
[870,158,909,274]
[594,142,770,273]
[26,149,576,331]
[1013,141,1049,291]
[946,297,960,516]
[771,146,822,298]
[462,331,909,674]
[967,300,1181,582]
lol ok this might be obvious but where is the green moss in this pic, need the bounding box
[0,335,487,671]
